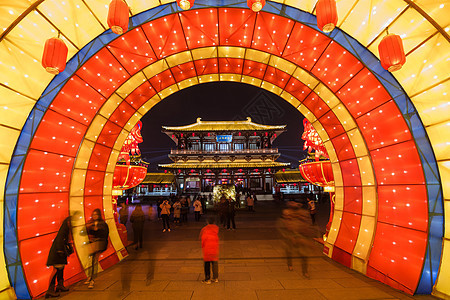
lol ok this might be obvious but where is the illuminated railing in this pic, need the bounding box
[170,148,279,155]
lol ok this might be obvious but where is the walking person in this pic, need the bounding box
[246,194,254,212]
[307,198,317,225]
[226,197,236,230]
[180,197,189,223]
[160,199,171,232]
[85,208,109,289]
[118,202,128,226]
[130,204,145,250]
[173,198,181,224]
[200,217,219,284]
[45,215,76,298]
[193,197,202,221]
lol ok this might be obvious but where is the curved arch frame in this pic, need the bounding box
[2,1,444,298]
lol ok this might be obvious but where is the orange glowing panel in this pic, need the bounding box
[113,165,147,189]
[180,9,219,49]
[194,58,219,76]
[282,22,330,71]
[337,68,391,117]
[107,28,158,75]
[311,41,363,92]
[242,59,267,79]
[142,14,188,58]
[30,109,87,157]
[99,251,119,271]
[356,100,412,150]
[343,186,362,214]
[218,58,244,74]
[371,141,425,185]
[334,212,361,253]
[331,133,355,161]
[318,110,345,139]
[110,101,136,128]
[378,185,428,231]
[339,159,361,186]
[87,144,112,172]
[84,170,106,196]
[50,75,106,126]
[368,223,427,294]
[302,92,330,119]
[148,69,176,92]
[219,8,256,47]
[252,13,293,55]
[20,150,73,193]
[263,65,290,89]
[299,161,333,187]
[17,193,69,241]
[284,77,311,103]
[96,121,122,148]
[171,61,197,82]
[124,81,157,110]
[84,195,104,218]
[75,48,130,98]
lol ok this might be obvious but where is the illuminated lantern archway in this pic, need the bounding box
[107,0,129,35]
[378,34,406,72]
[316,0,338,33]
[41,37,68,75]
[0,1,447,299]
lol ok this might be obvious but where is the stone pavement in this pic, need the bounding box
[54,200,436,300]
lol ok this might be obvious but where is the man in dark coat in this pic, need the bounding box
[45,216,73,298]
[226,197,237,230]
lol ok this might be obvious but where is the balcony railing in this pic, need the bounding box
[170,148,279,155]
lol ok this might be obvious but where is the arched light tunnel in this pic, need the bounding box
[0,1,448,299]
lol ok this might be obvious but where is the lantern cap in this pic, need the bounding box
[178,0,191,10]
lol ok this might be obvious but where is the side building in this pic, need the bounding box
[159,117,290,194]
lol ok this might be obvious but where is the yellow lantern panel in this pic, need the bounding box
[0,127,20,164]
[218,46,244,59]
[412,80,450,126]
[241,75,262,87]
[357,156,376,186]
[362,186,377,216]
[327,209,343,245]
[99,93,124,119]
[0,87,36,129]
[85,115,108,142]
[143,59,169,79]
[158,83,179,99]
[165,50,192,67]
[269,56,296,75]
[74,139,95,170]
[353,215,376,261]
[116,72,147,98]
[427,122,450,161]
[220,74,242,82]
[137,95,161,115]
[192,46,217,60]
[177,77,199,90]
[347,128,369,158]
[331,103,356,131]
[261,81,283,95]
[245,49,271,65]
[433,240,450,298]
[69,169,87,197]
[334,186,344,211]
[438,161,450,200]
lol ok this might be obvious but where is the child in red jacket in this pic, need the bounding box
[200,217,219,284]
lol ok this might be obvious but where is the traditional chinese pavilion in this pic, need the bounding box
[159,117,290,193]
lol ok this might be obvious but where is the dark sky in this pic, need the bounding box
[139,82,308,171]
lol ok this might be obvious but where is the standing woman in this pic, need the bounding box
[130,204,145,250]
[45,216,75,298]
[85,208,109,289]
[160,199,171,232]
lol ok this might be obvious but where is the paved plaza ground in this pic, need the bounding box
[52,200,437,300]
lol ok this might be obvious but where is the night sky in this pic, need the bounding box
[139,82,308,171]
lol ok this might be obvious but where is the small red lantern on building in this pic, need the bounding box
[107,0,129,35]
[247,0,265,12]
[378,33,406,72]
[177,0,195,10]
[316,0,338,33]
[42,37,68,75]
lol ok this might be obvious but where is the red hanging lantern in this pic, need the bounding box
[247,0,265,12]
[378,34,406,72]
[177,0,195,10]
[316,0,338,33]
[42,37,68,75]
[107,0,129,35]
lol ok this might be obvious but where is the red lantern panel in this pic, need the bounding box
[242,59,267,79]
[107,28,157,75]
[84,195,104,219]
[378,34,406,72]
[180,9,218,49]
[367,223,427,295]
[331,133,355,161]
[263,66,291,89]
[299,161,334,187]
[377,185,428,232]
[42,37,68,75]
[318,110,345,139]
[170,61,197,83]
[218,58,244,74]
[356,100,412,151]
[194,58,219,76]
[84,170,106,196]
[148,69,176,92]
[337,68,392,118]
[50,75,106,126]
[302,91,330,119]
[88,143,111,172]
[282,22,330,71]
[219,8,256,47]
[107,0,129,35]
[284,76,312,103]
[370,141,425,185]
[96,120,123,148]
[339,159,361,187]
[316,0,338,33]
[343,186,362,214]
[252,13,293,55]
[109,100,136,128]
[334,212,361,254]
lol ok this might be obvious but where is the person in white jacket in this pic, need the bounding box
[193,198,202,221]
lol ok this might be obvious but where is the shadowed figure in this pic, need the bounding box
[277,201,311,278]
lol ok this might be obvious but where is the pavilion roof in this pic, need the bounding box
[162,117,286,132]
[141,173,175,184]
[274,170,306,183]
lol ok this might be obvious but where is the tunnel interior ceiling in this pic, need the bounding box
[0,0,448,299]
